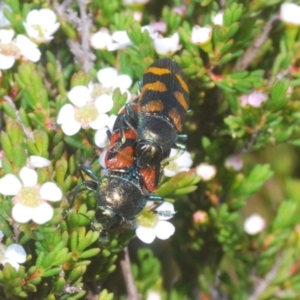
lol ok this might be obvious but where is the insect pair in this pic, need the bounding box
[74,58,190,230]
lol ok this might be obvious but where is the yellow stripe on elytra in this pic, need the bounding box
[175,74,189,93]
[145,67,171,76]
[140,99,164,113]
[139,81,168,100]
[169,107,182,132]
[174,91,189,111]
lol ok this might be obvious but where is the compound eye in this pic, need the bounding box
[135,142,162,167]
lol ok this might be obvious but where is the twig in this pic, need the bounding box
[234,15,278,71]
[248,255,282,300]
[120,247,140,300]
[54,0,95,72]
[239,131,259,154]
[77,0,93,72]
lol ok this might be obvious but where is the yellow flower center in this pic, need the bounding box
[136,208,159,228]
[17,186,42,208]
[74,104,98,126]
[91,83,112,98]
[32,24,46,38]
[0,42,20,58]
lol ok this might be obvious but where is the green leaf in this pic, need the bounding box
[80,248,101,259]
[98,289,114,300]
[42,267,62,277]
[127,22,142,45]
[1,131,13,161]
[270,80,289,110]
[70,71,91,88]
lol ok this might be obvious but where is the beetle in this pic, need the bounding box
[73,58,189,229]
[73,165,167,228]
[105,103,169,192]
[105,58,189,188]
[123,58,190,169]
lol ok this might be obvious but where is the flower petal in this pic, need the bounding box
[19,166,38,187]
[113,74,132,92]
[154,221,175,240]
[61,119,82,136]
[163,168,176,177]
[31,202,54,224]
[155,202,176,221]
[99,150,107,168]
[36,8,57,26]
[90,28,112,49]
[111,30,131,43]
[0,53,15,70]
[3,259,20,271]
[97,67,118,87]
[68,86,91,107]
[244,214,266,235]
[94,94,114,114]
[89,113,109,130]
[40,182,62,201]
[12,203,33,223]
[5,244,26,264]
[136,226,156,244]
[16,34,41,62]
[94,127,109,148]
[28,155,51,168]
[107,114,117,132]
[57,104,75,124]
[175,151,193,168]
[0,29,14,43]
[0,174,21,195]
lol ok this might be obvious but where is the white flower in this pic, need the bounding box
[97,67,132,95]
[107,30,132,51]
[28,155,51,168]
[147,291,162,300]
[195,163,216,181]
[0,166,62,224]
[244,214,266,235]
[191,25,212,44]
[224,155,243,171]
[90,28,113,50]
[99,150,107,169]
[212,11,224,26]
[16,34,41,62]
[133,11,143,23]
[136,202,175,244]
[0,2,12,28]
[193,210,208,224]
[23,8,60,43]
[0,29,17,69]
[141,25,159,39]
[164,149,193,177]
[280,3,300,26]
[0,29,41,70]
[148,21,167,33]
[94,114,117,148]
[153,32,180,55]
[172,5,187,16]
[240,91,267,108]
[57,84,113,136]
[0,243,26,271]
